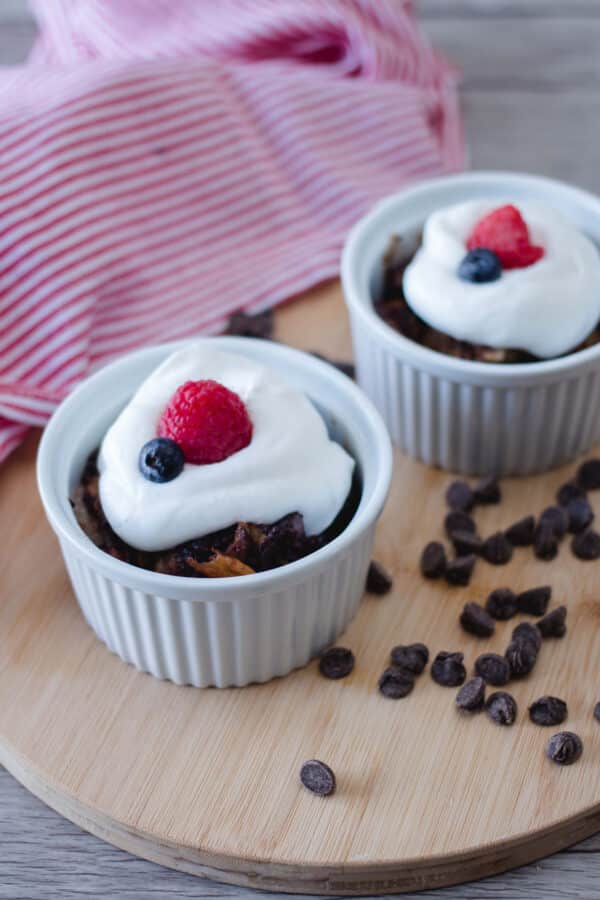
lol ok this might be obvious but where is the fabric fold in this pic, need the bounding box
[0,0,463,462]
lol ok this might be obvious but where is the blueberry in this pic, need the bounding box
[458,248,502,283]
[139,437,184,483]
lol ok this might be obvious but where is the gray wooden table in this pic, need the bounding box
[1,1,599,897]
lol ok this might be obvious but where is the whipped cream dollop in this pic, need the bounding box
[98,345,355,552]
[402,200,600,358]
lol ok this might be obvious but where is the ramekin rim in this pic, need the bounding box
[341,170,600,381]
[37,337,393,597]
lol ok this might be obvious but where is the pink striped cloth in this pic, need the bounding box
[0,0,463,463]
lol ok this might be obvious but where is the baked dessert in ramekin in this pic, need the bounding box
[342,172,600,475]
[37,338,392,687]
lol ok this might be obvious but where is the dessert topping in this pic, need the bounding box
[138,437,184,483]
[466,204,544,269]
[458,247,502,283]
[158,378,252,464]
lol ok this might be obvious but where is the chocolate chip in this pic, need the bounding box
[566,497,594,534]
[512,621,542,652]
[451,529,483,556]
[506,639,538,678]
[226,308,274,340]
[474,476,501,505]
[545,731,583,766]
[475,653,510,686]
[319,647,355,680]
[378,665,414,699]
[485,587,518,620]
[300,759,336,795]
[445,480,475,512]
[366,560,393,594]
[486,691,518,726]
[481,532,513,565]
[540,505,569,539]
[431,651,466,687]
[444,510,476,538]
[577,458,600,490]
[460,602,495,638]
[456,677,486,712]
[420,542,447,579]
[557,481,586,507]
[534,523,559,560]
[505,515,536,547]
[537,605,567,639]
[517,585,551,617]
[390,643,429,675]
[572,528,600,560]
[594,702,600,723]
[529,696,568,727]
[445,554,476,586]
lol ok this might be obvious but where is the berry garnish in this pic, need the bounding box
[458,248,502,283]
[158,379,252,464]
[139,437,185,483]
[466,204,544,269]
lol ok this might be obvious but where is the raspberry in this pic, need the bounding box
[158,380,252,464]
[466,204,544,269]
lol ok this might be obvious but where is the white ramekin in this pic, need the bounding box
[342,171,600,476]
[37,338,392,688]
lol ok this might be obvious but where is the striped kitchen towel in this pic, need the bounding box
[0,0,463,462]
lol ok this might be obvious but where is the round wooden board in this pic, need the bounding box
[2,284,600,895]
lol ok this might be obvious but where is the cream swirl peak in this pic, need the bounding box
[98,345,355,552]
[402,200,600,358]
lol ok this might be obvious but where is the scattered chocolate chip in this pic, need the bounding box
[486,691,518,726]
[594,702,600,723]
[474,476,501,505]
[460,602,495,638]
[431,651,466,687]
[311,352,355,379]
[517,585,551,617]
[529,696,568,727]
[557,481,586,507]
[485,587,518,620]
[366,560,393,594]
[456,677,486,712]
[576,458,600,491]
[226,308,274,340]
[451,529,483,556]
[539,506,569,539]
[420,542,447,579]
[300,759,336,796]
[506,515,536,547]
[506,639,538,678]
[534,523,559,561]
[444,510,476,537]
[512,622,542,652]
[475,653,510,686]
[378,665,414,699]
[481,531,513,565]
[445,554,476,586]
[390,643,429,675]
[545,731,583,766]
[566,497,594,534]
[445,480,475,512]
[537,605,567,639]
[319,647,355,680]
[572,528,600,560]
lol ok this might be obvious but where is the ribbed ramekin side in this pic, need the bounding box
[351,312,600,476]
[59,529,374,688]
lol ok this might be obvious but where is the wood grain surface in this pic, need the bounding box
[2,284,600,897]
[2,2,600,899]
